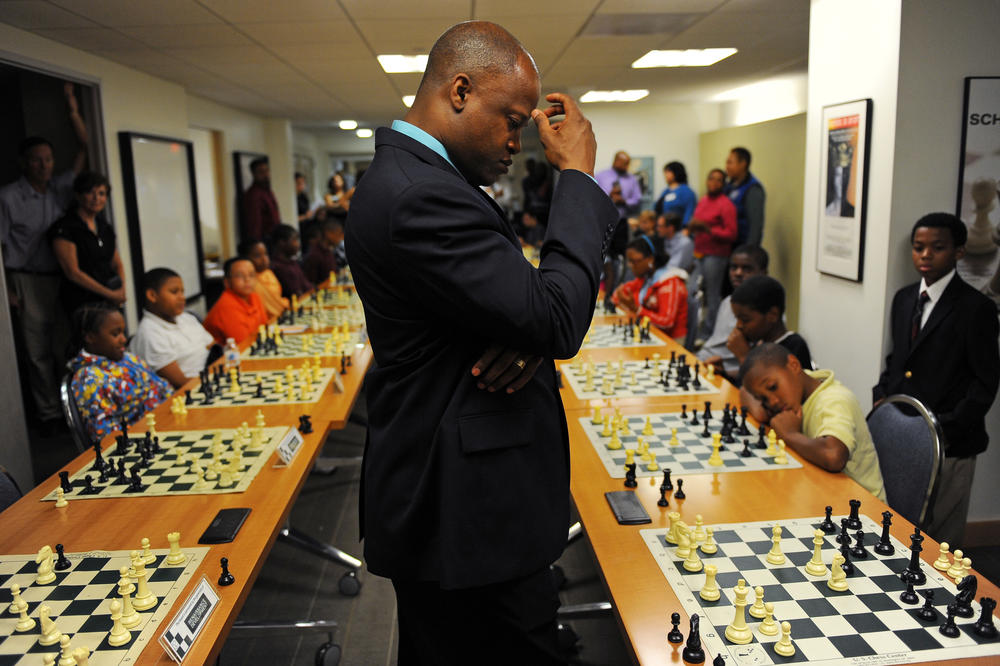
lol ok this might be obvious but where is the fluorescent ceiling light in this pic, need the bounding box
[356,129,373,138]
[402,95,415,108]
[632,48,737,68]
[580,89,649,103]
[338,120,358,130]
[377,54,428,73]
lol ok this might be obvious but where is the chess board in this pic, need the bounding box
[642,514,1000,665]
[578,411,800,478]
[241,332,360,360]
[561,359,718,400]
[280,305,364,329]
[580,324,665,350]
[186,368,337,408]
[0,545,208,665]
[40,427,289,501]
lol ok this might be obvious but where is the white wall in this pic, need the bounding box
[799,0,902,399]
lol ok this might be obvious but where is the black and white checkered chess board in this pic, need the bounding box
[562,359,718,400]
[580,324,665,350]
[187,368,336,408]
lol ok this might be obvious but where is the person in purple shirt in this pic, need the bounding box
[268,224,313,297]
[596,150,642,308]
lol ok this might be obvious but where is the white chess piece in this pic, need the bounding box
[749,585,767,619]
[758,602,778,636]
[828,553,849,591]
[700,564,720,601]
[933,542,951,571]
[805,529,828,577]
[725,579,753,644]
[773,621,795,657]
[107,599,131,647]
[166,531,186,565]
[766,525,786,565]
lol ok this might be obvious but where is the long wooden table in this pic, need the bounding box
[565,333,1000,665]
[0,328,372,664]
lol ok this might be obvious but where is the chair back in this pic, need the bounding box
[59,373,91,454]
[0,465,23,513]
[866,394,943,526]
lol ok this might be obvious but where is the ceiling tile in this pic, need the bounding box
[353,18,457,53]
[0,1,98,29]
[596,0,723,13]
[199,0,347,23]
[339,0,471,21]
[33,26,145,51]
[117,23,252,48]
[474,0,601,17]
[235,20,362,47]
[164,44,282,66]
[48,0,221,26]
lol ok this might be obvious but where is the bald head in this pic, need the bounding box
[418,21,536,95]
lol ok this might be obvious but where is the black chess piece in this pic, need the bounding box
[657,486,669,508]
[341,355,348,375]
[900,582,919,604]
[916,589,939,622]
[298,414,313,434]
[690,410,699,426]
[58,470,73,494]
[674,479,686,500]
[838,540,854,577]
[80,475,96,495]
[644,357,650,369]
[692,364,701,389]
[115,458,128,485]
[755,425,767,449]
[184,389,192,405]
[255,382,264,398]
[836,519,852,545]
[127,466,145,493]
[98,462,111,483]
[702,401,711,420]
[680,404,687,418]
[820,505,837,533]
[667,611,684,644]
[660,371,670,388]
[682,614,705,664]
[218,557,235,586]
[939,604,960,638]
[954,574,977,619]
[850,530,869,559]
[974,597,998,638]
[152,436,161,455]
[846,499,862,530]
[92,442,106,471]
[875,511,895,555]
[721,423,735,445]
[737,406,750,436]
[624,463,637,488]
[54,543,72,571]
[700,418,711,438]
[900,527,926,586]
[661,469,673,491]
[740,439,752,457]
[713,655,725,666]
[120,419,129,441]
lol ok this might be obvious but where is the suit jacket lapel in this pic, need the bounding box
[910,276,960,353]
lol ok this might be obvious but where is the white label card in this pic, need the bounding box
[276,427,304,465]
[159,575,220,663]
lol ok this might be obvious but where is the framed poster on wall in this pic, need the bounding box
[816,98,872,282]
[956,76,1000,305]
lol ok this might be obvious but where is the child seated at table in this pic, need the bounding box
[269,224,314,298]
[611,236,688,341]
[740,343,886,501]
[68,302,171,442]
[728,275,812,372]
[130,267,216,388]
[203,257,269,345]
[303,218,346,285]
[239,239,288,319]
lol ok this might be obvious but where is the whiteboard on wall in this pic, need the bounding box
[118,132,204,319]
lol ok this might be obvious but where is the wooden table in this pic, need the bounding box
[0,338,372,665]
[566,336,1000,665]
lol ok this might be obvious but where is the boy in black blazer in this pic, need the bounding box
[873,212,999,546]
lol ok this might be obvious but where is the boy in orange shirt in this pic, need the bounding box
[239,239,288,319]
[203,257,269,344]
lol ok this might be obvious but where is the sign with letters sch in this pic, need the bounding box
[159,576,220,662]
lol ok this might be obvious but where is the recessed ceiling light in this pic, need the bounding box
[580,90,649,103]
[338,120,358,130]
[632,48,737,68]
[377,54,428,73]
[402,95,415,108]
[356,129,373,138]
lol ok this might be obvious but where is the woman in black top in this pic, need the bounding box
[49,171,125,316]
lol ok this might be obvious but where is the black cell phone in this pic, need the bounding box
[198,507,252,544]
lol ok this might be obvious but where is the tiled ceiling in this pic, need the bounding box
[0,0,809,128]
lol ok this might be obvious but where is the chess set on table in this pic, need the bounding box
[579,404,802,479]
[561,354,719,400]
[242,325,361,360]
[183,365,337,408]
[0,540,207,666]
[580,319,664,350]
[641,504,999,665]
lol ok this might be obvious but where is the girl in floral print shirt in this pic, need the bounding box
[68,302,171,442]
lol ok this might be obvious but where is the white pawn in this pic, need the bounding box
[107,599,131,647]
[43,655,55,666]
[54,488,68,508]
[766,525,785,565]
[773,621,795,657]
[38,604,61,645]
[8,583,27,613]
[947,549,965,579]
[933,542,951,571]
[954,557,972,584]
[805,529,828,577]
[683,539,703,572]
[700,527,718,555]
[749,585,767,619]
[669,428,680,447]
[774,439,788,465]
[693,515,707,543]
[15,603,35,632]
[140,537,155,565]
[828,553,849,591]
[58,634,76,666]
[71,647,92,666]
[700,564,720,601]
[166,531,186,565]
[642,416,654,435]
[758,602,779,636]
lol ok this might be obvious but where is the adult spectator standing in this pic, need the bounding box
[0,82,88,432]
[241,157,280,242]
[49,171,125,315]
[345,20,617,664]
[654,161,697,227]
[596,150,641,308]
[724,146,765,246]
[295,172,314,225]
[687,168,738,345]
[656,212,694,273]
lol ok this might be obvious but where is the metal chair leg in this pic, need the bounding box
[277,521,363,596]
[557,601,614,620]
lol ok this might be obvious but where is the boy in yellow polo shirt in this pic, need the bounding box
[740,343,886,501]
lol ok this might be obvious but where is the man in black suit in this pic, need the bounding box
[345,21,618,665]
[874,212,999,546]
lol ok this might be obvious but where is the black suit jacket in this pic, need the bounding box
[345,128,619,588]
[873,274,999,456]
